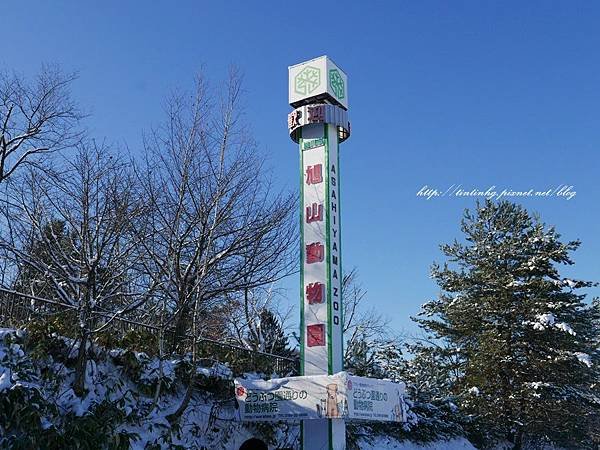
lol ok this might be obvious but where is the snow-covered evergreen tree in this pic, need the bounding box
[246,309,293,358]
[345,335,466,443]
[414,200,600,449]
[343,334,377,380]
[396,342,467,441]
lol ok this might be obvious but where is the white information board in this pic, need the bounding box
[234,372,407,423]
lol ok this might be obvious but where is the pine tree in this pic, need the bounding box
[396,342,467,442]
[345,336,466,442]
[371,340,404,381]
[414,200,600,449]
[344,334,374,376]
[246,309,293,358]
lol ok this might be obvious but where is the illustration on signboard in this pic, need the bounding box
[392,387,406,422]
[326,383,340,418]
[316,381,346,418]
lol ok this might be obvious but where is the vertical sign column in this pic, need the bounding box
[300,119,343,377]
[300,118,345,450]
[301,122,329,376]
[289,55,350,450]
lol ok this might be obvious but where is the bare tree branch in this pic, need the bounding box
[342,267,391,362]
[0,142,146,396]
[0,64,84,184]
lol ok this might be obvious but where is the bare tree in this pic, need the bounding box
[131,69,296,420]
[0,142,146,396]
[342,268,390,362]
[0,65,83,184]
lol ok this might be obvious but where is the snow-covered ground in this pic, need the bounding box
[1,327,282,448]
[360,440,568,450]
[2,328,573,449]
[3,327,480,449]
[359,437,476,450]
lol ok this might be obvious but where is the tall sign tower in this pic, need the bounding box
[288,56,351,450]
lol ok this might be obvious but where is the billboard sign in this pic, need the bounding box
[234,372,407,423]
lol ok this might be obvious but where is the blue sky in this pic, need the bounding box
[3,1,599,338]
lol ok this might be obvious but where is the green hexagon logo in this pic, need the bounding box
[294,66,321,96]
[329,69,345,100]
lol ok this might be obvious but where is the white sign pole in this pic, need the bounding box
[235,59,406,446]
[288,56,350,450]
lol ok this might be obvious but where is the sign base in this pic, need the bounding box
[302,419,345,450]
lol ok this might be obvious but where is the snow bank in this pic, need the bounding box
[0,367,11,392]
[359,437,477,450]
[1,328,483,449]
[0,328,278,448]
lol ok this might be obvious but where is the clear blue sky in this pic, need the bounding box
[3,1,599,338]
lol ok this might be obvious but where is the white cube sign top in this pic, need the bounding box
[289,55,348,110]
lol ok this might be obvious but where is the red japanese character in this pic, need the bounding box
[306,282,324,304]
[306,203,323,223]
[308,105,325,123]
[306,164,323,185]
[306,242,324,264]
[307,324,325,347]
